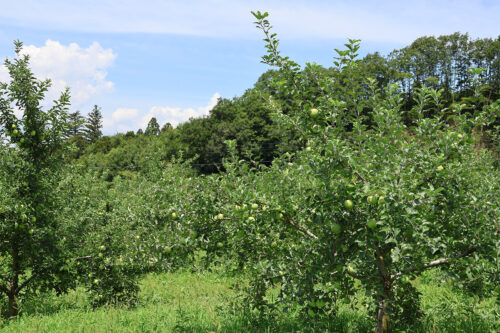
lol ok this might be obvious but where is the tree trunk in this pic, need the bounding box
[9,241,20,317]
[375,280,392,333]
[8,292,18,317]
[375,249,393,333]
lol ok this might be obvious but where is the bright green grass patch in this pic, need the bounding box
[0,270,498,332]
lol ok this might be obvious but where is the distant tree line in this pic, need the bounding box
[66,32,499,175]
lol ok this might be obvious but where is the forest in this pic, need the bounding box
[0,11,499,332]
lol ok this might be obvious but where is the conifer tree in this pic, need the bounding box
[84,105,103,143]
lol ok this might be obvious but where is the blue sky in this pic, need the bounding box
[1,0,498,134]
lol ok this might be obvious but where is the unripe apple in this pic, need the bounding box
[332,223,341,234]
[378,196,385,204]
[436,165,444,172]
[217,242,223,248]
[367,195,376,204]
[457,134,463,139]
[251,203,258,210]
[367,219,377,229]
[94,279,99,284]
[171,212,177,218]
[305,146,311,152]
[100,245,105,251]
[310,108,319,117]
[248,216,255,222]
[344,200,354,210]
[217,213,224,220]
[135,235,140,240]
[98,252,103,258]
[31,130,36,136]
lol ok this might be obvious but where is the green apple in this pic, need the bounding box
[248,216,255,222]
[367,219,377,229]
[332,223,341,234]
[217,213,224,220]
[436,165,444,172]
[251,203,258,210]
[31,130,36,136]
[164,246,172,254]
[367,195,376,204]
[98,252,103,258]
[217,242,223,248]
[171,212,177,218]
[310,108,319,117]
[378,196,385,204]
[344,200,354,209]
[305,146,311,152]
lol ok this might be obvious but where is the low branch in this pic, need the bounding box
[284,216,318,240]
[391,247,477,280]
[73,255,92,261]
[15,273,37,294]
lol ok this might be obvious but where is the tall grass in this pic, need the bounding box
[1,269,497,332]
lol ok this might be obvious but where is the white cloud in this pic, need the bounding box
[103,93,221,134]
[112,108,139,122]
[0,65,9,83]
[141,92,220,129]
[0,1,499,43]
[12,40,117,108]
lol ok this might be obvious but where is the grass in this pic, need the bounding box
[0,270,498,332]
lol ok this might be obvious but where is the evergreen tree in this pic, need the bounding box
[84,105,103,143]
[67,110,85,137]
[145,117,160,136]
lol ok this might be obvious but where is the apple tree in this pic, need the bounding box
[0,41,77,317]
[244,12,499,332]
